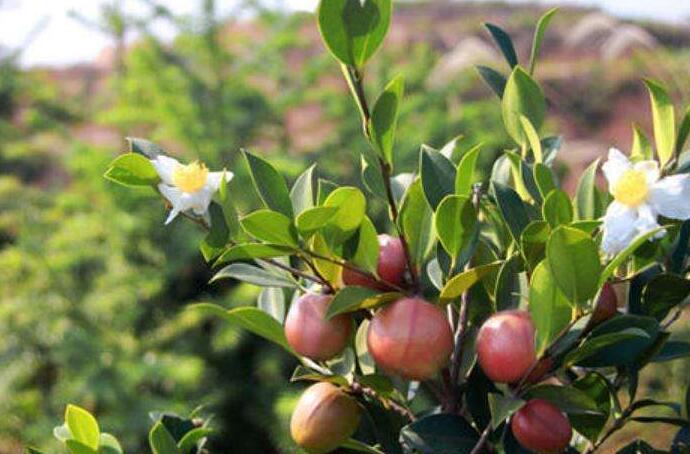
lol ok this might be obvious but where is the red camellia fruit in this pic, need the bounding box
[342,234,407,290]
[290,382,361,454]
[476,310,536,383]
[591,282,618,326]
[367,297,453,380]
[511,399,573,452]
[285,293,352,361]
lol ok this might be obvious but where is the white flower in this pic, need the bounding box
[601,148,690,255]
[151,155,232,225]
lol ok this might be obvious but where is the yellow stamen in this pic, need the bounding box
[613,169,649,207]
[172,161,209,193]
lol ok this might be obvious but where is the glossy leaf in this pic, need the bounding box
[400,414,479,453]
[295,206,338,236]
[149,422,181,454]
[455,144,482,196]
[641,274,690,321]
[519,115,543,163]
[434,195,477,262]
[542,189,573,228]
[644,79,675,167]
[484,23,518,68]
[502,66,546,145]
[214,244,292,265]
[350,217,380,274]
[192,303,293,354]
[677,105,690,155]
[323,186,366,235]
[420,146,456,210]
[290,164,316,215]
[317,0,392,68]
[631,125,653,162]
[371,75,404,164]
[529,261,572,354]
[488,394,525,429]
[440,261,502,303]
[65,405,100,450]
[257,287,285,323]
[104,153,159,187]
[211,263,297,288]
[476,65,506,98]
[244,151,293,218]
[570,373,611,441]
[574,159,601,220]
[177,428,213,454]
[599,227,666,285]
[326,287,399,319]
[528,8,558,75]
[492,181,530,243]
[399,179,434,267]
[241,210,298,247]
[547,226,601,305]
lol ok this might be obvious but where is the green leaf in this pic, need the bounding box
[257,287,286,323]
[98,433,123,454]
[488,394,525,429]
[211,263,297,288]
[542,190,573,228]
[677,106,690,155]
[519,115,543,163]
[295,206,338,237]
[66,405,100,450]
[574,159,601,220]
[350,217,379,274]
[290,164,316,215]
[65,440,98,454]
[640,274,690,321]
[533,163,557,198]
[520,221,550,271]
[371,75,404,164]
[528,8,558,75]
[323,186,367,236]
[631,125,653,162]
[25,448,48,454]
[502,66,546,145]
[200,203,230,262]
[546,226,601,305]
[317,0,392,68]
[191,303,294,354]
[104,153,159,187]
[149,422,181,454]
[440,261,503,303]
[492,181,530,244]
[177,428,213,454]
[570,373,611,441]
[400,414,479,453]
[215,244,292,265]
[644,79,675,167]
[529,261,573,354]
[326,287,399,319]
[434,195,478,263]
[455,144,482,197]
[420,146,456,210]
[484,23,518,68]
[218,175,240,241]
[399,179,434,268]
[566,328,652,367]
[476,65,506,98]
[241,210,298,247]
[599,227,666,285]
[243,150,293,218]
[653,341,690,362]
[494,253,525,311]
[525,384,603,416]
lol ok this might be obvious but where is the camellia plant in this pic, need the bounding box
[48,2,690,453]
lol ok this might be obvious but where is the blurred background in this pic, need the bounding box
[1,0,690,452]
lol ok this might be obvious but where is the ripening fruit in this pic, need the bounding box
[367,297,453,380]
[290,382,361,454]
[285,293,352,361]
[476,310,536,383]
[591,282,618,326]
[342,234,407,290]
[525,356,553,385]
[511,399,573,452]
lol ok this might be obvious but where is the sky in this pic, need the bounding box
[2,0,690,67]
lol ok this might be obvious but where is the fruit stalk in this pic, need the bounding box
[349,380,416,422]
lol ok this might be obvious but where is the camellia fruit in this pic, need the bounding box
[367,297,453,380]
[290,382,361,454]
[511,399,573,452]
[284,293,352,361]
[591,282,618,326]
[476,310,536,383]
[342,234,407,290]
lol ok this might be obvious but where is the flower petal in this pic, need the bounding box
[634,204,661,234]
[601,201,638,255]
[602,148,631,193]
[152,155,181,185]
[649,174,690,220]
[206,171,232,192]
[633,160,660,186]
[185,189,215,215]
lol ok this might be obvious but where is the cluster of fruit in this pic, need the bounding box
[287,234,619,453]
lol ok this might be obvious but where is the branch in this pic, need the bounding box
[350,380,416,422]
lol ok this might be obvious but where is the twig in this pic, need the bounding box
[350,381,416,422]
[470,424,492,454]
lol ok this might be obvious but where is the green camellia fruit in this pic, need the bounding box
[285,293,352,361]
[367,297,453,380]
[290,382,361,454]
[511,398,573,452]
[342,234,407,290]
[476,310,536,383]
